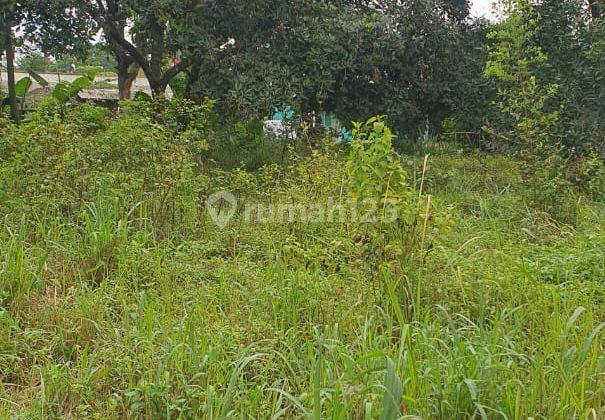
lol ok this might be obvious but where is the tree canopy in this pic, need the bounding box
[1,0,604,151]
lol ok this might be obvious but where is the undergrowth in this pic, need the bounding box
[0,101,603,419]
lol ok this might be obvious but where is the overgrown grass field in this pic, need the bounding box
[0,102,603,418]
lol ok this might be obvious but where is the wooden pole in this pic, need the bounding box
[2,10,19,123]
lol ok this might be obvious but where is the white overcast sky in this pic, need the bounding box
[471,0,498,20]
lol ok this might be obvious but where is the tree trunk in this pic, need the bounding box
[117,57,139,100]
[117,69,131,99]
[588,0,601,19]
[110,19,141,100]
[185,61,201,98]
[149,79,168,98]
[117,58,129,99]
[3,20,18,124]
[146,16,166,98]
[103,11,187,99]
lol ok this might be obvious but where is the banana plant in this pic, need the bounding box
[2,69,99,114]
[28,70,49,88]
[2,70,48,108]
[15,77,32,98]
[52,69,98,104]
[2,75,33,113]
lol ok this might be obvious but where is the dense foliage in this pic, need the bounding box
[0,0,604,417]
[2,0,603,153]
[0,99,603,418]
[18,46,117,74]
[183,0,490,136]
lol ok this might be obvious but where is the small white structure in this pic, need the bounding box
[263,119,297,140]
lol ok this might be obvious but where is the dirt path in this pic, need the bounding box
[0,71,152,91]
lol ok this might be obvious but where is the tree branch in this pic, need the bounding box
[159,58,189,88]
[104,21,152,81]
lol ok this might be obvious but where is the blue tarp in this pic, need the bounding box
[272,106,294,121]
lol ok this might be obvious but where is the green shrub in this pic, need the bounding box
[346,117,427,269]
[67,103,110,134]
[484,0,560,155]
[0,101,207,236]
[1,97,603,419]
[0,116,13,160]
[347,116,417,223]
[210,119,284,171]
[526,152,579,223]
[584,154,605,203]
[440,116,459,143]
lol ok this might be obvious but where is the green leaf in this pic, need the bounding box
[380,357,403,420]
[463,378,478,401]
[84,68,99,82]
[52,82,71,104]
[564,306,585,334]
[313,354,322,420]
[579,323,605,363]
[28,71,49,88]
[15,77,33,98]
[68,76,93,97]
[134,91,152,101]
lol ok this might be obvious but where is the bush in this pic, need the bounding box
[581,154,605,203]
[0,102,603,419]
[209,119,284,172]
[527,153,579,223]
[0,100,208,236]
[483,1,560,155]
[347,117,417,223]
[346,117,426,268]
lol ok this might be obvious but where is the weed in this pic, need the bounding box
[0,105,603,418]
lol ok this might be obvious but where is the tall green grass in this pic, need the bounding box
[0,106,603,418]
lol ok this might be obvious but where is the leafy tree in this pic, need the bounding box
[484,0,559,154]
[17,51,48,72]
[482,0,591,220]
[533,0,604,154]
[1,0,95,121]
[82,0,193,98]
[54,44,117,73]
[185,0,486,137]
